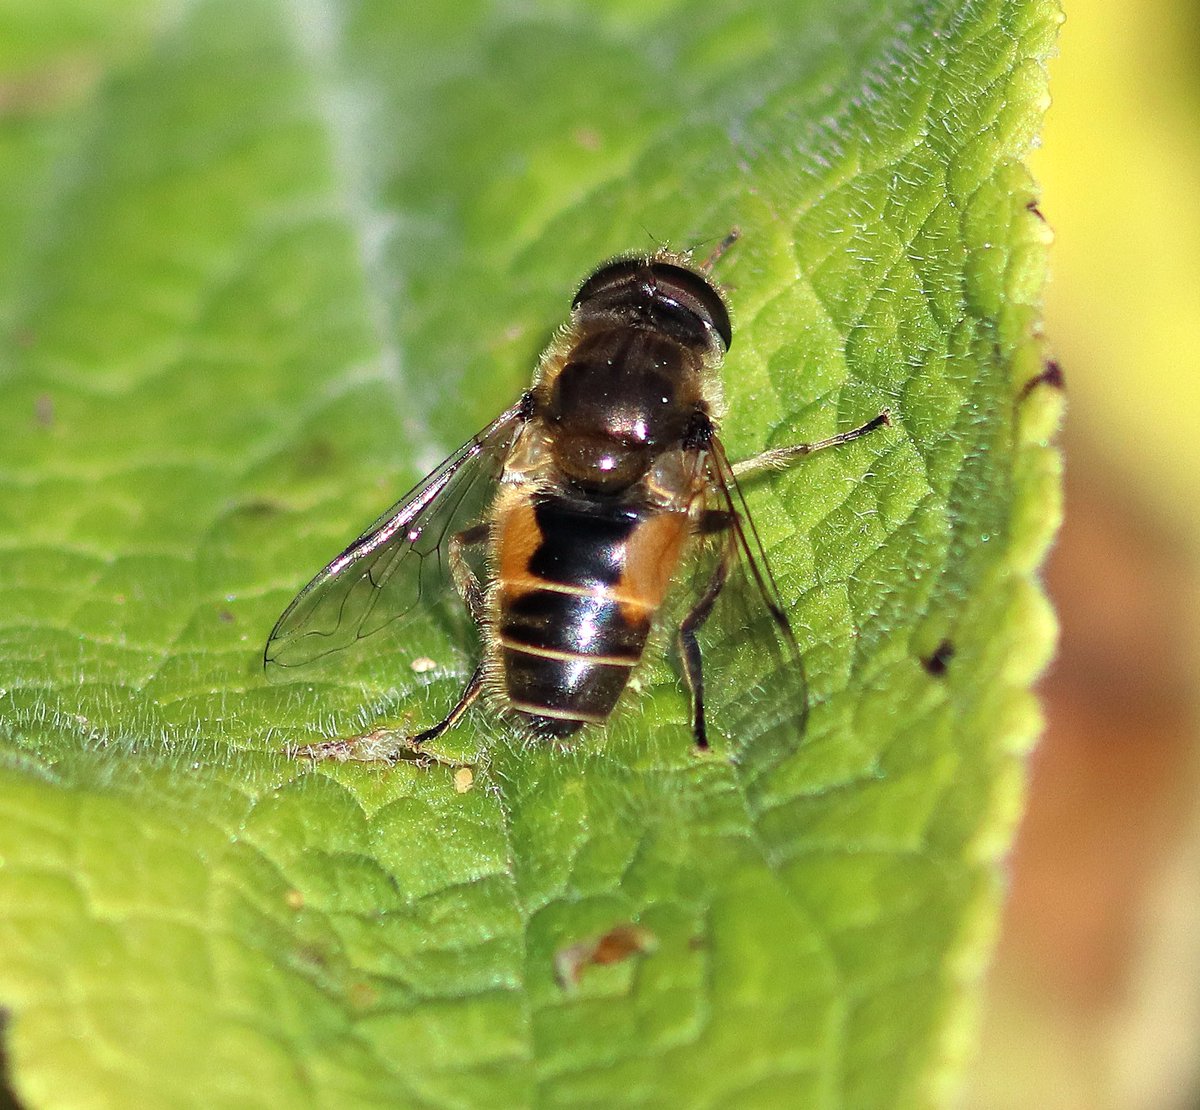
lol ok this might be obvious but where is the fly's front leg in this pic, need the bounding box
[731,411,890,480]
[413,522,490,747]
[698,227,740,274]
[679,510,737,753]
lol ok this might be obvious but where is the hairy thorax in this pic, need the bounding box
[538,326,706,493]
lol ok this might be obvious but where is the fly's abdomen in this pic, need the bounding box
[500,589,648,734]
[494,491,687,737]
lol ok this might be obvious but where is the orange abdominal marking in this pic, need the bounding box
[615,512,689,621]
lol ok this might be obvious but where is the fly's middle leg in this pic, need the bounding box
[678,515,737,753]
[731,411,890,480]
[449,521,490,623]
[412,522,490,747]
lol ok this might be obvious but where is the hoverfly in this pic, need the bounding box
[265,237,888,750]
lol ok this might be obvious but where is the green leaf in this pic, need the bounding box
[0,0,1061,1106]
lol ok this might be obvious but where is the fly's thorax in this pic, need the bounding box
[539,326,708,493]
[521,251,732,497]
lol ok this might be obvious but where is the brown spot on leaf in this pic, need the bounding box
[347,981,378,1012]
[573,126,602,150]
[922,639,956,676]
[1019,359,1066,401]
[292,438,336,477]
[33,393,54,428]
[233,498,286,518]
[0,57,101,118]
[555,924,657,989]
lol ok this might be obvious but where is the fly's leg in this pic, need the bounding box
[679,512,737,752]
[731,411,890,480]
[412,522,490,747]
[412,662,486,746]
[677,414,888,755]
[449,521,490,623]
[698,227,740,275]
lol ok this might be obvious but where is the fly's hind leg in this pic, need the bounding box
[731,411,890,480]
[411,662,485,746]
[412,522,490,747]
[679,514,737,753]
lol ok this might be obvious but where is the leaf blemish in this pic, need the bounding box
[555,924,657,990]
[233,497,287,518]
[292,437,337,476]
[33,392,54,428]
[922,639,956,677]
[1019,359,1065,401]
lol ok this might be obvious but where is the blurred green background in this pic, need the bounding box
[968,0,1200,1104]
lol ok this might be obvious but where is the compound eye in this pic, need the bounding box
[647,263,732,350]
[572,259,645,311]
[573,256,733,352]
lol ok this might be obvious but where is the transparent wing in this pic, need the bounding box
[264,398,529,670]
[688,436,809,751]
